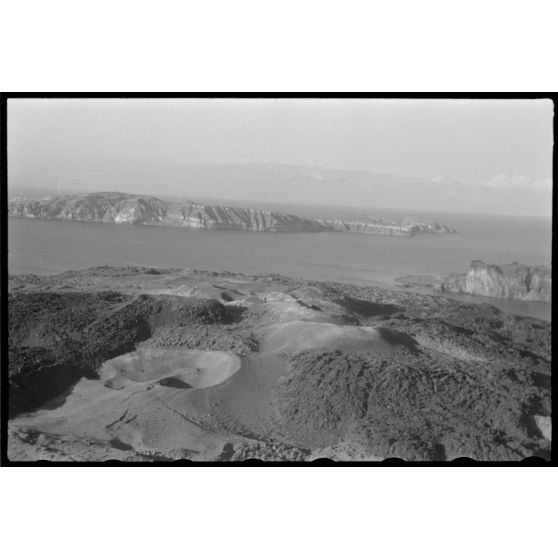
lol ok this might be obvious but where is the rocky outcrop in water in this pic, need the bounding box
[405,219,458,235]
[319,217,457,236]
[441,260,552,302]
[8,192,457,236]
[319,219,412,236]
[397,260,552,302]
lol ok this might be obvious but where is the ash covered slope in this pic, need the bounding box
[8,191,457,236]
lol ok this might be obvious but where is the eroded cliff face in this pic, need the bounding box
[8,192,329,233]
[8,192,167,224]
[404,218,458,235]
[318,217,457,236]
[319,219,412,236]
[8,192,458,236]
[440,261,552,302]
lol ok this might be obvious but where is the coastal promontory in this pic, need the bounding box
[397,260,552,302]
[8,192,457,237]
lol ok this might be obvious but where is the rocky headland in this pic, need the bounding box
[8,192,457,236]
[8,266,551,462]
[397,260,552,302]
[318,217,457,236]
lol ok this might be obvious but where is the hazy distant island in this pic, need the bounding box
[397,260,552,302]
[8,191,458,237]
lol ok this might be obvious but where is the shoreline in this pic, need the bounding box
[8,264,552,322]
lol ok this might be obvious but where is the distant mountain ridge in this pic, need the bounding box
[8,159,552,217]
[8,191,458,236]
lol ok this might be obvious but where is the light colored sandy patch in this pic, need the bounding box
[260,292,298,304]
[222,294,264,308]
[261,321,399,354]
[248,291,350,324]
[9,377,232,460]
[144,285,199,297]
[144,284,222,299]
[146,281,255,303]
[208,353,288,439]
[413,335,487,362]
[287,286,331,300]
[535,415,551,441]
[100,348,241,389]
[9,349,246,460]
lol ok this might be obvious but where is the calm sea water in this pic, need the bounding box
[8,205,552,321]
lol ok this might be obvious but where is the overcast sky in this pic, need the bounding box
[8,98,553,215]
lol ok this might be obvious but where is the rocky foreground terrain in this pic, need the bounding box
[8,192,457,236]
[397,260,552,302]
[8,266,551,462]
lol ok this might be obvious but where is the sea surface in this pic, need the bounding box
[8,203,552,321]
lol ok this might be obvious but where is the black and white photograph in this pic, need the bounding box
[2,96,552,463]
[2,2,557,556]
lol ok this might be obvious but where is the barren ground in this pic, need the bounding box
[8,266,552,461]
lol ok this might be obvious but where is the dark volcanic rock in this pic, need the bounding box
[278,350,550,460]
[7,267,551,461]
[7,291,233,417]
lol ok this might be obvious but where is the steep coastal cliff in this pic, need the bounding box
[397,260,552,302]
[8,192,457,236]
[441,260,552,302]
[8,192,329,232]
[319,217,457,236]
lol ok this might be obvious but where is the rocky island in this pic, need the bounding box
[8,192,457,237]
[8,266,551,462]
[397,260,552,302]
[318,216,457,236]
